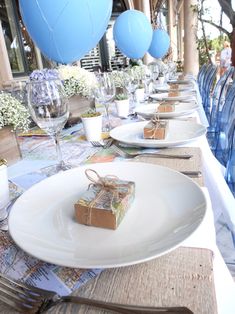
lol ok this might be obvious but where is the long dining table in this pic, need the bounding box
[1,78,235,314]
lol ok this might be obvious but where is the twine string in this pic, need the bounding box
[83,169,127,225]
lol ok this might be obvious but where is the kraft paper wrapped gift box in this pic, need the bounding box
[169,83,179,90]
[168,91,180,97]
[143,120,169,140]
[74,170,135,230]
[157,104,175,112]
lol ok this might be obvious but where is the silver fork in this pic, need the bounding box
[112,144,192,160]
[0,274,193,313]
[90,139,113,148]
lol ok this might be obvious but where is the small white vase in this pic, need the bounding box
[81,114,102,141]
[115,99,130,118]
[158,76,165,85]
[135,88,145,103]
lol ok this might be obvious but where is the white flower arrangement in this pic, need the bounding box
[148,60,168,76]
[57,65,97,98]
[111,66,147,92]
[0,92,30,131]
[127,65,147,81]
[110,71,127,89]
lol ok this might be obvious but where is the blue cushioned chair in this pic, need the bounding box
[225,122,235,198]
[201,64,218,117]
[197,63,208,95]
[214,80,235,166]
[207,67,234,151]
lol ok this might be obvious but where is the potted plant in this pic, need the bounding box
[80,110,102,141]
[158,72,165,85]
[114,93,130,118]
[135,81,145,103]
[0,91,30,164]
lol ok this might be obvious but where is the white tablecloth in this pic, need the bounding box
[183,188,235,314]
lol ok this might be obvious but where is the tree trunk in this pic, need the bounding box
[232,27,235,66]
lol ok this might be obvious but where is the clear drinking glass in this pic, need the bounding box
[27,79,69,171]
[11,80,27,104]
[148,64,160,89]
[123,71,139,112]
[143,66,153,99]
[93,72,116,132]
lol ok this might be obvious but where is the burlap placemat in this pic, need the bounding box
[0,249,216,314]
[52,247,216,314]
[134,147,203,186]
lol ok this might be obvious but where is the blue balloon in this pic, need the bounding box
[148,29,170,59]
[19,0,112,64]
[113,10,153,59]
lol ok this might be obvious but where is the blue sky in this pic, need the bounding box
[200,0,234,38]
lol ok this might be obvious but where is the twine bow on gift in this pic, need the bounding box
[84,169,126,226]
[147,115,164,139]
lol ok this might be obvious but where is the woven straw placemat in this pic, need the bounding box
[67,247,216,314]
[0,247,216,314]
[133,146,203,186]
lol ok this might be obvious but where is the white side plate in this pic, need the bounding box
[150,91,196,101]
[135,102,199,119]
[110,120,206,148]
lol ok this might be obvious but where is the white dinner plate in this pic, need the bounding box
[8,162,207,268]
[110,120,206,148]
[167,79,192,84]
[150,91,196,101]
[154,84,195,93]
[135,102,198,119]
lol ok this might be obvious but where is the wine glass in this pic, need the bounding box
[11,80,27,104]
[143,66,153,100]
[148,63,160,89]
[27,79,70,172]
[123,71,139,112]
[93,72,116,132]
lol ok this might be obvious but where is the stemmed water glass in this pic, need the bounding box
[27,79,70,172]
[148,64,160,89]
[93,72,116,132]
[123,71,139,112]
[143,66,153,100]
[11,80,27,104]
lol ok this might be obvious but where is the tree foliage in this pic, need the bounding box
[198,0,235,65]
[198,0,235,66]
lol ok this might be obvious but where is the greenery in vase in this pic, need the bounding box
[115,93,128,101]
[137,81,145,89]
[0,92,30,131]
[81,109,101,118]
[126,65,147,81]
[57,65,97,98]
[110,71,127,89]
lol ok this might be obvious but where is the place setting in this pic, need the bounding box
[8,161,207,270]
[109,118,207,148]
[135,101,199,119]
[149,90,197,102]
[153,83,195,93]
